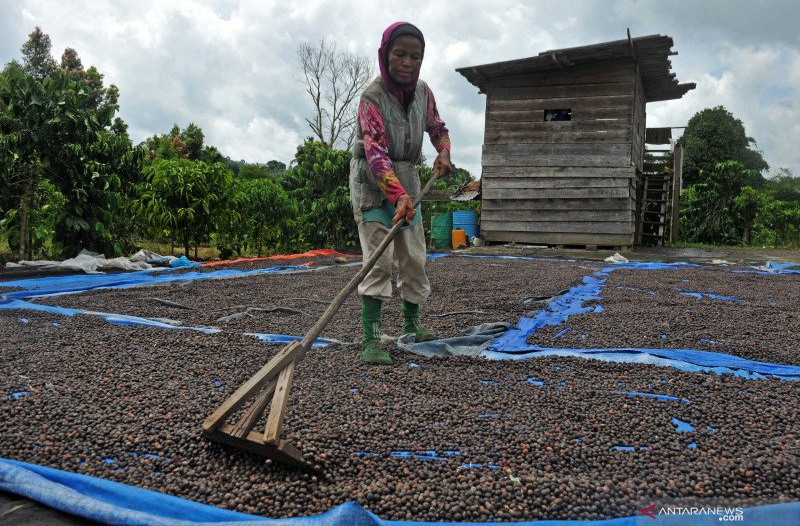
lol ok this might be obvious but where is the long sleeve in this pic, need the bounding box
[357,98,407,205]
[425,84,451,154]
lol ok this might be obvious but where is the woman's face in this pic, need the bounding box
[387,35,423,86]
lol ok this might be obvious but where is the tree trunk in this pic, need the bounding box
[17,159,38,261]
[183,228,190,257]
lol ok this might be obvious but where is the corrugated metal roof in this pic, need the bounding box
[456,34,695,103]
[450,180,481,201]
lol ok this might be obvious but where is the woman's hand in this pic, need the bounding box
[392,194,416,225]
[433,149,452,177]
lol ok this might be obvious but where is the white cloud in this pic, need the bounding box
[1,0,798,177]
[212,115,302,163]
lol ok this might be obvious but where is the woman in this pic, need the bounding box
[349,21,452,365]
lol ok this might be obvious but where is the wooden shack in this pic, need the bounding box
[456,34,695,247]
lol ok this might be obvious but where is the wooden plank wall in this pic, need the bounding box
[481,58,640,247]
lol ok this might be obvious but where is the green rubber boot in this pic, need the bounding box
[361,296,393,365]
[402,300,439,342]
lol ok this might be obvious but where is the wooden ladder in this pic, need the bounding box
[641,148,673,246]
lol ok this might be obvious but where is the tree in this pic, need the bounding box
[236,161,287,180]
[217,177,297,257]
[1,28,143,259]
[21,27,58,81]
[182,122,204,160]
[241,178,295,255]
[144,123,220,163]
[200,144,224,164]
[764,167,800,203]
[297,38,373,150]
[679,161,762,245]
[60,47,83,73]
[0,67,109,258]
[733,186,765,245]
[280,139,357,248]
[679,106,769,186]
[266,160,287,176]
[751,198,800,247]
[238,163,271,180]
[0,179,65,259]
[134,158,234,257]
[54,130,145,257]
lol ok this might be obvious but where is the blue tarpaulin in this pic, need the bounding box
[480,346,800,381]
[0,265,315,300]
[1,459,799,525]
[0,264,318,333]
[489,262,693,351]
[0,297,222,333]
[477,260,800,381]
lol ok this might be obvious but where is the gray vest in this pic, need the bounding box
[349,77,428,222]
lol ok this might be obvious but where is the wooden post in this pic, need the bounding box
[670,144,683,244]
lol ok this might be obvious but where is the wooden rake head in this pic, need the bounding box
[201,340,310,469]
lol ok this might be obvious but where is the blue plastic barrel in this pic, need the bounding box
[452,210,479,239]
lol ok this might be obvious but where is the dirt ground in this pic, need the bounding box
[0,246,798,522]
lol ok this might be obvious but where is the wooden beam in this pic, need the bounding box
[230,378,278,439]
[488,95,634,112]
[483,142,630,156]
[670,144,683,244]
[489,81,634,100]
[481,197,634,211]
[486,177,630,189]
[481,166,635,179]
[481,219,634,235]
[482,208,633,222]
[482,186,631,200]
[482,230,634,246]
[263,360,296,443]
[202,341,303,434]
[482,154,633,169]
[488,106,632,122]
[206,425,306,468]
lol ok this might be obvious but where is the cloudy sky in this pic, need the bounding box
[1,0,798,178]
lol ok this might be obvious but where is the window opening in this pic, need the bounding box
[544,109,572,121]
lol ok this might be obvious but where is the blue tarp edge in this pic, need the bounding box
[481,346,800,380]
[0,265,315,299]
[2,459,799,525]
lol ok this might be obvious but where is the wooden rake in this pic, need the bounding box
[202,171,444,468]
